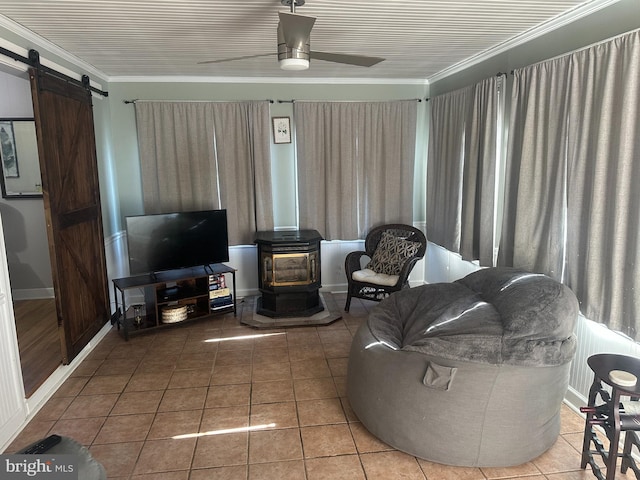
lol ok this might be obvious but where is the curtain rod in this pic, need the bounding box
[124,99,274,104]
[277,98,423,103]
[0,46,108,97]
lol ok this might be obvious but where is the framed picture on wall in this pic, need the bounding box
[272,116,291,144]
[0,120,19,178]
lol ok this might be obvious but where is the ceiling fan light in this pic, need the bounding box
[279,58,309,70]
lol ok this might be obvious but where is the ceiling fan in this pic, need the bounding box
[199,0,385,70]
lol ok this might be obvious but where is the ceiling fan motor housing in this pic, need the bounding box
[277,22,310,69]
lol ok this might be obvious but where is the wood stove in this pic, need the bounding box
[254,230,323,318]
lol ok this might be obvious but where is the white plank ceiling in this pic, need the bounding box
[0,0,613,80]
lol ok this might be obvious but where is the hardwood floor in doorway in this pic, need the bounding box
[13,298,61,398]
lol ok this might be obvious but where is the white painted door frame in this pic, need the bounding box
[0,211,27,450]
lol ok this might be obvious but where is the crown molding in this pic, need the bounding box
[108,75,429,85]
[0,13,108,86]
[6,0,619,89]
[427,0,622,84]
[1,12,427,86]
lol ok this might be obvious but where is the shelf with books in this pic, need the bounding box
[112,264,237,340]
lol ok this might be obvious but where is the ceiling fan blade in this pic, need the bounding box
[198,53,275,65]
[310,51,385,67]
[278,11,315,49]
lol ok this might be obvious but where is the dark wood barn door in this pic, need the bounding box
[29,68,109,364]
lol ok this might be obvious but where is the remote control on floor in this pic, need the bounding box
[22,434,62,454]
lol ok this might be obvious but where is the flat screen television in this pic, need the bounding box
[125,209,229,275]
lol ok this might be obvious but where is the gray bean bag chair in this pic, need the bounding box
[347,267,578,467]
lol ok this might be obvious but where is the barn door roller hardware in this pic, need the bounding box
[0,45,108,97]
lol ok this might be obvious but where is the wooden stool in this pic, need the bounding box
[581,353,640,480]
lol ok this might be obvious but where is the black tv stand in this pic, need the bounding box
[111,264,236,340]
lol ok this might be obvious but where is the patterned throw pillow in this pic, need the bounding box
[366,231,421,275]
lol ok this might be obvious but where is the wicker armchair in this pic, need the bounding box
[344,224,427,312]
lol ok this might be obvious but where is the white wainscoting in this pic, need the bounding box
[320,222,428,294]
[566,315,640,409]
[424,242,483,284]
[105,229,427,307]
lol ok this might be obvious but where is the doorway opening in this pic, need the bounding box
[0,67,62,398]
[13,298,61,397]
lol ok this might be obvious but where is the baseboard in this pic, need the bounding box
[564,385,587,413]
[11,288,55,301]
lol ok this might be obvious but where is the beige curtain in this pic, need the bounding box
[497,58,572,280]
[295,102,359,240]
[427,77,500,258]
[358,102,417,232]
[460,76,501,265]
[565,30,640,337]
[427,90,467,252]
[499,29,640,337]
[135,102,218,213]
[295,101,417,240]
[134,101,273,245]
[211,102,274,245]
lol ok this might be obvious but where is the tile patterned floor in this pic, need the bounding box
[4,294,631,479]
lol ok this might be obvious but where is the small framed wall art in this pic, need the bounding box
[272,116,291,144]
